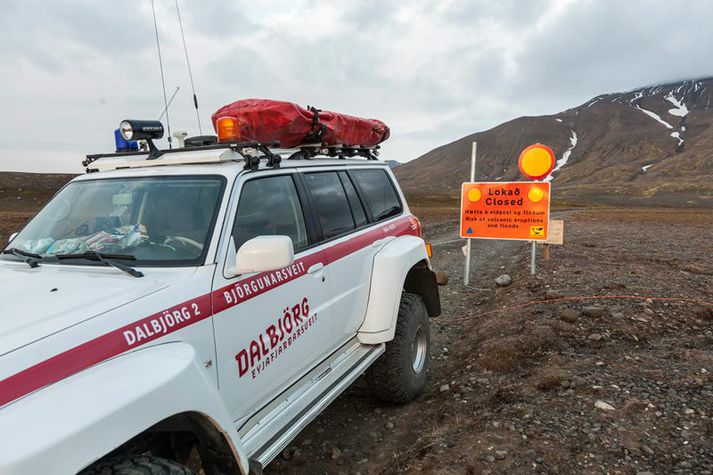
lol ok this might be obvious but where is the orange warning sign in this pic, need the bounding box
[460,182,551,241]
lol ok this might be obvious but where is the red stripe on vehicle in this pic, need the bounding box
[0,294,212,408]
[211,252,323,314]
[0,216,419,407]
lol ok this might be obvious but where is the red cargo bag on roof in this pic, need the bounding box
[211,99,390,148]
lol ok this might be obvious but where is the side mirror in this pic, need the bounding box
[235,236,294,275]
[8,232,18,243]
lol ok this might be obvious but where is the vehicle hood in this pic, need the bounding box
[0,261,192,356]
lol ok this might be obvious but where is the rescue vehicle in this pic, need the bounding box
[0,101,441,474]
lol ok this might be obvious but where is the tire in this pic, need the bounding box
[366,292,431,404]
[80,455,196,475]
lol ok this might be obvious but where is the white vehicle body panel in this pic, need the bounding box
[357,235,430,344]
[0,343,248,475]
[0,265,218,391]
[0,262,174,355]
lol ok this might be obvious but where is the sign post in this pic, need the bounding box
[531,242,537,274]
[518,144,556,276]
[463,142,477,286]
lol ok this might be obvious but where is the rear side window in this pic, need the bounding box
[351,169,402,221]
[233,175,308,252]
[303,172,355,239]
[338,172,368,228]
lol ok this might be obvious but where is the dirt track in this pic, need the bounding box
[269,207,713,474]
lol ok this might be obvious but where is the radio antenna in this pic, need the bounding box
[175,0,203,135]
[158,86,180,121]
[151,0,172,149]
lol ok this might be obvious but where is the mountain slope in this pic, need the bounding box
[394,78,713,206]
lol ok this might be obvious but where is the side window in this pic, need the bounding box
[351,169,402,221]
[338,172,368,227]
[303,172,355,239]
[233,175,308,252]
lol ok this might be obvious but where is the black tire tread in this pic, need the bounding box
[366,292,430,404]
[80,455,195,475]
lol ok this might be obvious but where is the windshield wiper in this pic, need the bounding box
[55,251,144,278]
[1,248,41,268]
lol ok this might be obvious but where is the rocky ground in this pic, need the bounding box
[2,180,711,474]
[268,207,713,474]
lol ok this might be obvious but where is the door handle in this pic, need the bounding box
[307,263,324,275]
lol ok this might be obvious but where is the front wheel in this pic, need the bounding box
[366,292,431,404]
[79,455,196,475]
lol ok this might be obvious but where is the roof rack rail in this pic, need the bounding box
[83,141,276,167]
[287,143,380,161]
[83,141,380,173]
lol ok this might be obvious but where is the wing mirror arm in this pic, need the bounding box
[225,239,239,278]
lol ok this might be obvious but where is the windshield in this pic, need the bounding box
[3,176,226,266]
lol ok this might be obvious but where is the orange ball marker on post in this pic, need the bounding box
[518,143,556,180]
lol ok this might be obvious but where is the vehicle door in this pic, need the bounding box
[298,169,384,350]
[211,171,331,422]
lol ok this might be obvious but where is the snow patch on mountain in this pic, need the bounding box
[544,129,577,182]
[629,92,644,104]
[670,131,684,146]
[635,106,673,129]
[665,93,689,117]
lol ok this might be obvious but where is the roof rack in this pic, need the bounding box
[84,141,380,173]
[286,143,380,161]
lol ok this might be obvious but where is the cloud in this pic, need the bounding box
[0,0,711,172]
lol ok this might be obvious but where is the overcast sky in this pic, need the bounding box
[1,0,711,173]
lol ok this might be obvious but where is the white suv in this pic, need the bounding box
[0,139,440,474]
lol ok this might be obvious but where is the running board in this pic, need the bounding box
[240,339,384,469]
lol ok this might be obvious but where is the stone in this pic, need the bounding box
[595,400,616,411]
[495,274,513,287]
[440,384,450,392]
[582,306,606,318]
[436,272,449,285]
[560,308,580,323]
[589,333,603,341]
[331,447,342,459]
[495,450,508,460]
